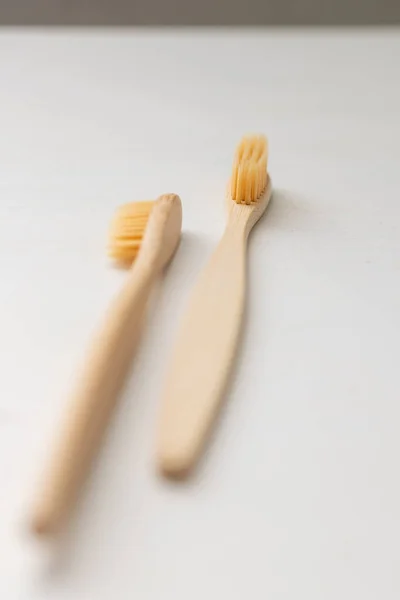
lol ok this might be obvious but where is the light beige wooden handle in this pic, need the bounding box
[158,227,247,476]
[31,263,157,535]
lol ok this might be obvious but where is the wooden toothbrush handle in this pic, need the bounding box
[158,227,247,476]
[31,262,157,535]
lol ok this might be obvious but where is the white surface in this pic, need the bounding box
[1,28,400,599]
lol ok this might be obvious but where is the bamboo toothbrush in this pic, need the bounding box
[31,193,182,535]
[157,136,272,477]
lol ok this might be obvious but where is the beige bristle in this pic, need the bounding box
[108,200,155,263]
[230,135,268,204]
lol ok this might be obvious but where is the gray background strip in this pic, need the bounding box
[0,0,400,26]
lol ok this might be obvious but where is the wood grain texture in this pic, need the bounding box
[157,179,272,477]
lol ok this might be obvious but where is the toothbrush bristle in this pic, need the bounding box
[231,135,268,204]
[108,201,155,263]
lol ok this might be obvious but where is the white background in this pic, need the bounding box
[0,29,400,599]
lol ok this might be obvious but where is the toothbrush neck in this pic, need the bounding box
[132,251,160,279]
[226,212,252,242]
